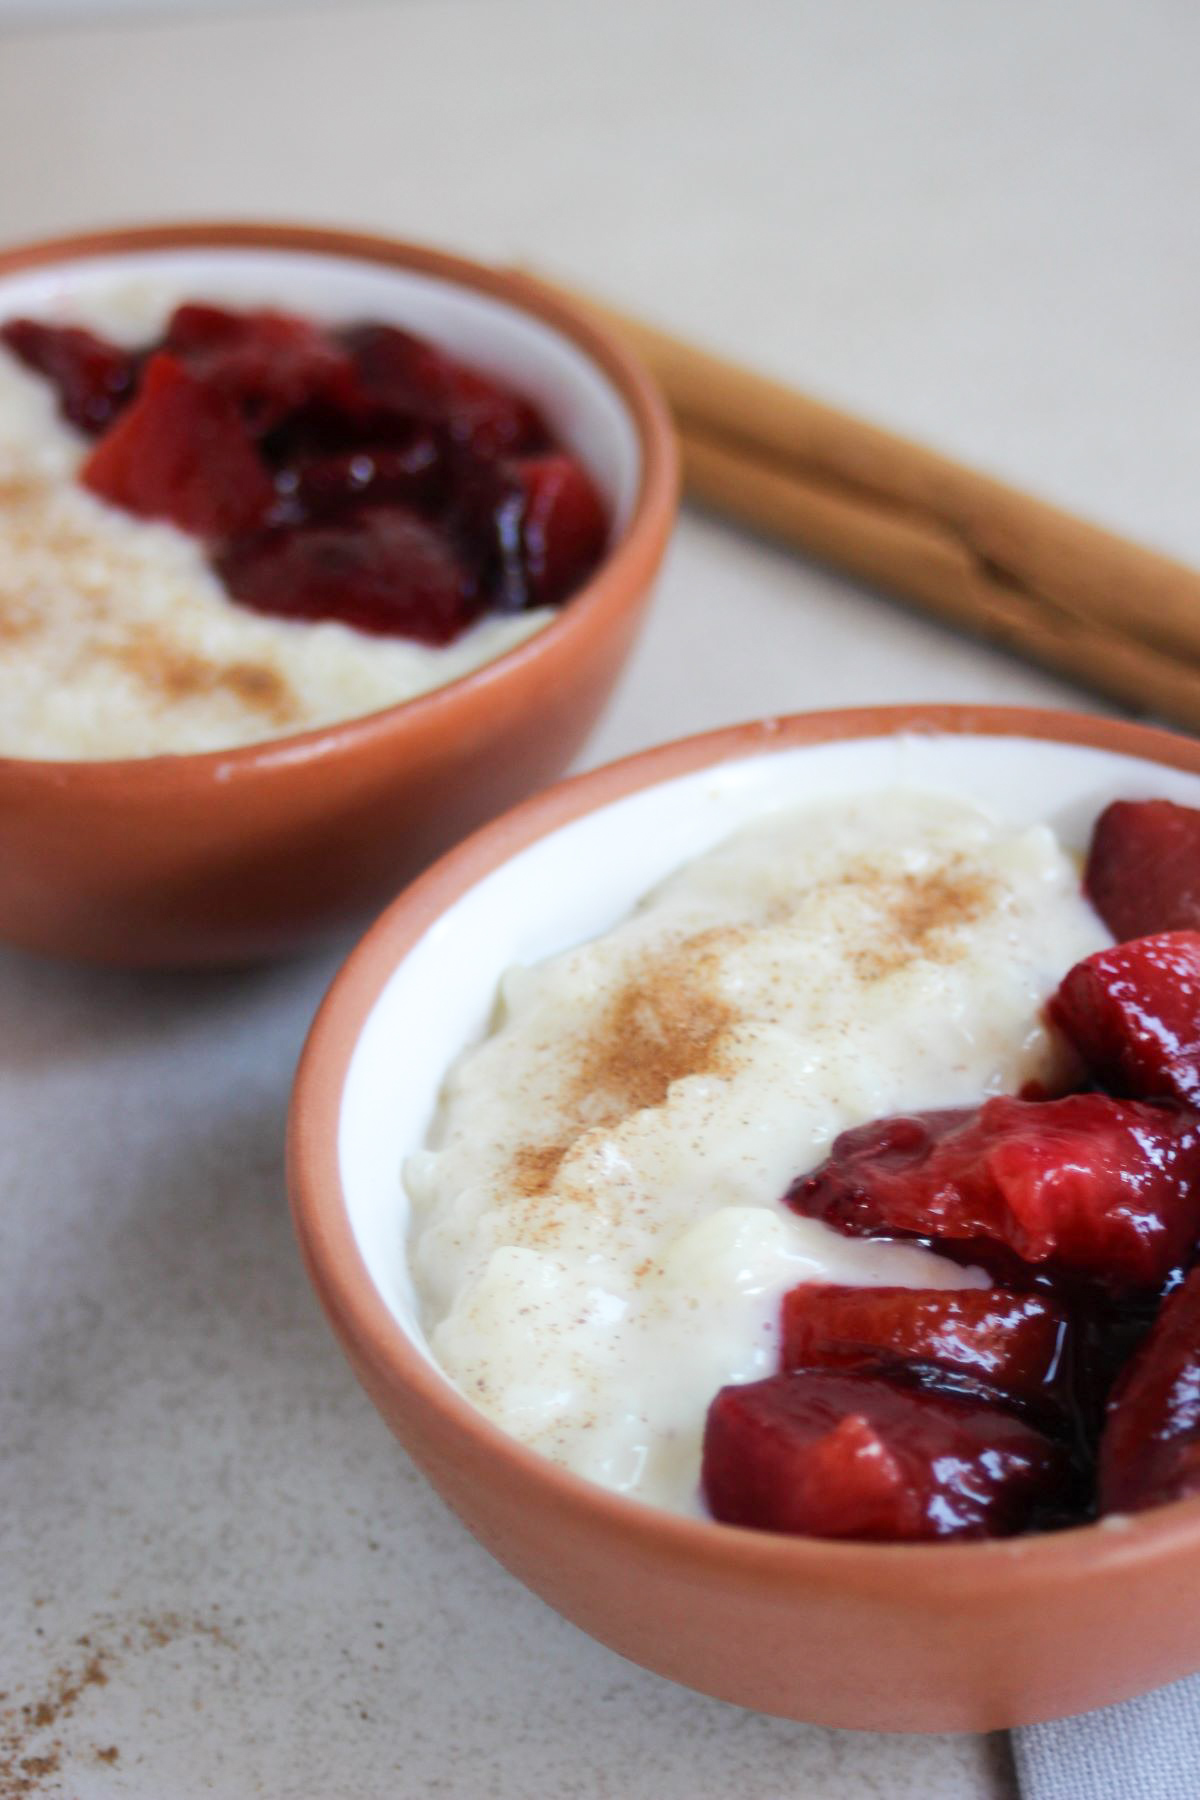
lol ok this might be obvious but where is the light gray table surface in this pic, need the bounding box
[2,2,1197,1795]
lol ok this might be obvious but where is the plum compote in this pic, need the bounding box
[703,1369,1073,1542]
[702,796,1200,1545]
[1,303,609,646]
[1099,1269,1200,1513]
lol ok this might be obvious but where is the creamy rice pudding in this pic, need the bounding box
[0,285,603,759]
[407,789,1110,1515]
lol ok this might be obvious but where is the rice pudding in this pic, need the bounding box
[0,284,602,760]
[406,789,1110,1515]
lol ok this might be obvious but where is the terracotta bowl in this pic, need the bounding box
[0,222,676,966]
[290,703,1200,1734]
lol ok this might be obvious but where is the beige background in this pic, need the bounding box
[2,1,1196,1794]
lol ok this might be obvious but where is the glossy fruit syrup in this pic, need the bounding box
[702,798,1200,1542]
[1,303,610,646]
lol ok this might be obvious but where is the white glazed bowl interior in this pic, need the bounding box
[0,246,641,530]
[338,730,1200,1378]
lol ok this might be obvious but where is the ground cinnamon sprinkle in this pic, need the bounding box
[13,1759,57,1786]
[1,478,114,576]
[509,928,738,1200]
[223,661,295,714]
[0,1648,108,1798]
[891,863,994,944]
[846,859,996,982]
[0,474,298,729]
[510,1141,570,1197]
[0,593,37,642]
[571,931,737,1116]
[104,634,299,722]
[504,866,997,1206]
[0,1612,231,1797]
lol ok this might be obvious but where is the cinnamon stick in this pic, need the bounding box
[681,429,1200,729]
[528,273,1200,729]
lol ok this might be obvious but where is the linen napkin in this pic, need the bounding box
[1013,1674,1200,1800]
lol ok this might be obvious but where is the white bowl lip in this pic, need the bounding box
[0,219,678,782]
[290,702,1200,1595]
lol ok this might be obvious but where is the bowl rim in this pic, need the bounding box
[289,700,1200,1602]
[0,218,678,785]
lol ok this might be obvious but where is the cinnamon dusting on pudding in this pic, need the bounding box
[511,1141,569,1199]
[103,633,299,723]
[503,872,997,1205]
[0,592,37,642]
[891,863,994,945]
[0,473,110,573]
[0,458,303,725]
[570,929,738,1116]
[837,858,997,982]
[508,929,739,1200]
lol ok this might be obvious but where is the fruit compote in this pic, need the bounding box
[1,303,609,646]
[702,796,1200,1543]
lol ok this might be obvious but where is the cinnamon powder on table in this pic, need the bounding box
[0,1647,108,1799]
[0,1612,231,1798]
